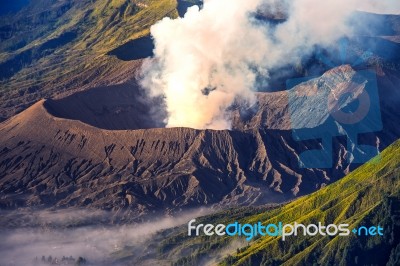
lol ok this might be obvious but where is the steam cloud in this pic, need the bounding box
[141,0,400,129]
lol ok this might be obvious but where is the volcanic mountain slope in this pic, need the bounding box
[0,99,309,213]
[0,0,179,120]
[1,65,399,219]
[124,138,400,266]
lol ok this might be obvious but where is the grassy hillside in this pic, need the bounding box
[134,139,400,266]
[0,0,178,119]
[223,140,400,266]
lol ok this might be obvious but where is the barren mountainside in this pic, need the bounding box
[1,65,399,219]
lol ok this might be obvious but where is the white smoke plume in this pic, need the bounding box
[141,0,400,129]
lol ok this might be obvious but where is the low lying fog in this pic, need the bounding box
[0,208,211,265]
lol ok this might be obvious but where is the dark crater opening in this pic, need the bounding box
[44,83,166,130]
[107,36,154,61]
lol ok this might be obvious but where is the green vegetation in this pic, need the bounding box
[0,0,179,118]
[137,139,400,265]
